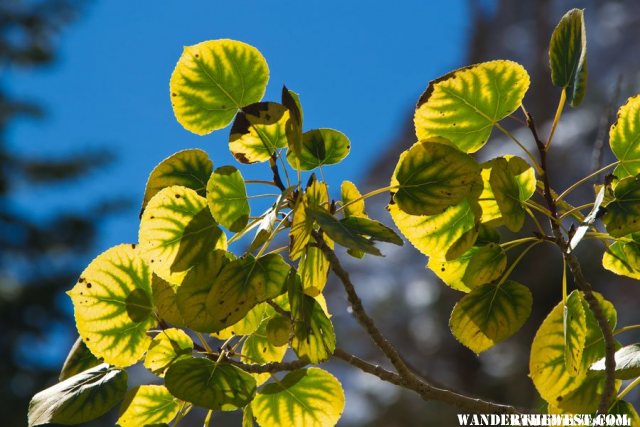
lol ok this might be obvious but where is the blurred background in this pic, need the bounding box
[3,0,640,425]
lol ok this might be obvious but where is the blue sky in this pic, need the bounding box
[8,0,472,251]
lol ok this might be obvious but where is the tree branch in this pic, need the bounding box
[333,348,520,414]
[525,111,616,413]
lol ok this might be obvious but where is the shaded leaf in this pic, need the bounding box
[67,244,155,367]
[252,368,344,427]
[144,328,193,377]
[152,274,185,327]
[391,140,481,216]
[449,280,532,353]
[207,165,250,232]
[229,102,290,164]
[549,9,587,107]
[139,186,226,284]
[241,311,287,385]
[307,207,381,256]
[287,129,350,170]
[170,39,269,135]
[610,400,640,425]
[603,176,640,237]
[59,337,102,381]
[117,385,180,427]
[340,216,403,246]
[563,291,587,377]
[282,86,303,162]
[489,156,536,232]
[591,343,640,380]
[414,61,530,153]
[29,364,127,426]
[165,357,256,411]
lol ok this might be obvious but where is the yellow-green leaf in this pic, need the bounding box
[391,140,481,216]
[29,364,127,427]
[289,179,329,260]
[59,337,102,381]
[229,102,290,164]
[141,149,212,216]
[241,312,287,385]
[563,291,587,377]
[139,186,226,284]
[449,280,532,353]
[67,244,155,367]
[170,39,269,135]
[117,385,180,427]
[307,207,382,256]
[204,254,291,332]
[602,239,640,280]
[389,198,480,261]
[603,176,640,237]
[428,242,506,293]
[549,9,587,107]
[414,60,530,153]
[281,86,303,162]
[610,400,640,425]
[340,216,403,246]
[611,96,640,179]
[299,244,330,296]
[287,129,350,170]
[266,315,290,347]
[151,274,185,327]
[341,181,366,218]
[553,373,619,414]
[252,368,344,427]
[212,302,273,340]
[165,357,256,411]
[489,156,536,232]
[207,165,250,232]
[144,328,193,377]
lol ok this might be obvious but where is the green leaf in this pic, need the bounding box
[610,400,640,425]
[289,178,329,260]
[603,176,640,237]
[141,149,212,216]
[241,312,287,385]
[212,302,273,340]
[340,216,403,246]
[152,274,185,327]
[603,239,640,279]
[266,315,291,347]
[449,280,532,354]
[67,244,155,367]
[552,373,619,414]
[428,242,506,293]
[391,140,482,216]
[144,328,193,377]
[252,368,344,427]
[299,243,330,296]
[207,165,250,232]
[117,385,180,427]
[204,254,291,332]
[290,275,336,363]
[389,198,481,261]
[610,95,640,179]
[489,157,536,232]
[307,207,382,256]
[563,291,587,377]
[414,60,530,153]
[59,337,102,381]
[549,9,587,107]
[591,343,640,380]
[170,39,269,135]
[341,180,366,218]
[287,128,350,170]
[249,203,279,253]
[229,102,290,164]
[165,357,256,411]
[281,86,303,162]
[139,185,226,284]
[243,404,255,427]
[530,291,617,405]
[29,364,127,426]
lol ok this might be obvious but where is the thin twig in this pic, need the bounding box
[591,75,623,179]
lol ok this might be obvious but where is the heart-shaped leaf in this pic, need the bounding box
[603,176,640,237]
[610,95,640,179]
[117,385,181,426]
[144,328,193,377]
[602,238,640,280]
[287,129,350,170]
[207,165,250,232]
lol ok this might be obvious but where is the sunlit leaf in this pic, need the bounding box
[241,311,287,385]
[249,203,279,253]
[139,186,226,284]
[603,239,640,279]
[144,328,193,377]
[610,95,640,179]
[299,243,330,296]
[29,364,127,426]
[204,254,291,332]
[59,337,102,381]
[212,302,273,340]
[287,129,350,170]
[307,207,382,256]
[289,179,329,260]
[428,242,506,293]
[563,291,587,377]
[414,61,530,153]
[489,156,536,232]
[243,403,255,427]
[449,280,531,353]
[549,9,587,107]
[229,102,290,164]
[151,274,185,327]
[530,291,617,405]
[290,275,335,363]
[266,315,291,347]
[391,140,482,216]
[252,368,344,427]
[341,180,366,218]
[165,357,256,411]
[207,165,250,232]
[389,198,481,261]
[282,86,303,162]
[552,373,619,414]
[140,149,212,217]
[67,244,155,367]
[170,39,269,135]
[340,216,403,246]
[117,385,180,427]
[591,343,640,380]
[603,176,640,237]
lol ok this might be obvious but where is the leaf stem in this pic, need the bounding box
[495,122,542,174]
[203,409,213,426]
[497,242,540,286]
[555,161,619,202]
[617,377,640,401]
[245,180,281,187]
[336,185,396,214]
[559,203,595,220]
[195,332,213,354]
[545,88,567,150]
[613,324,640,336]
